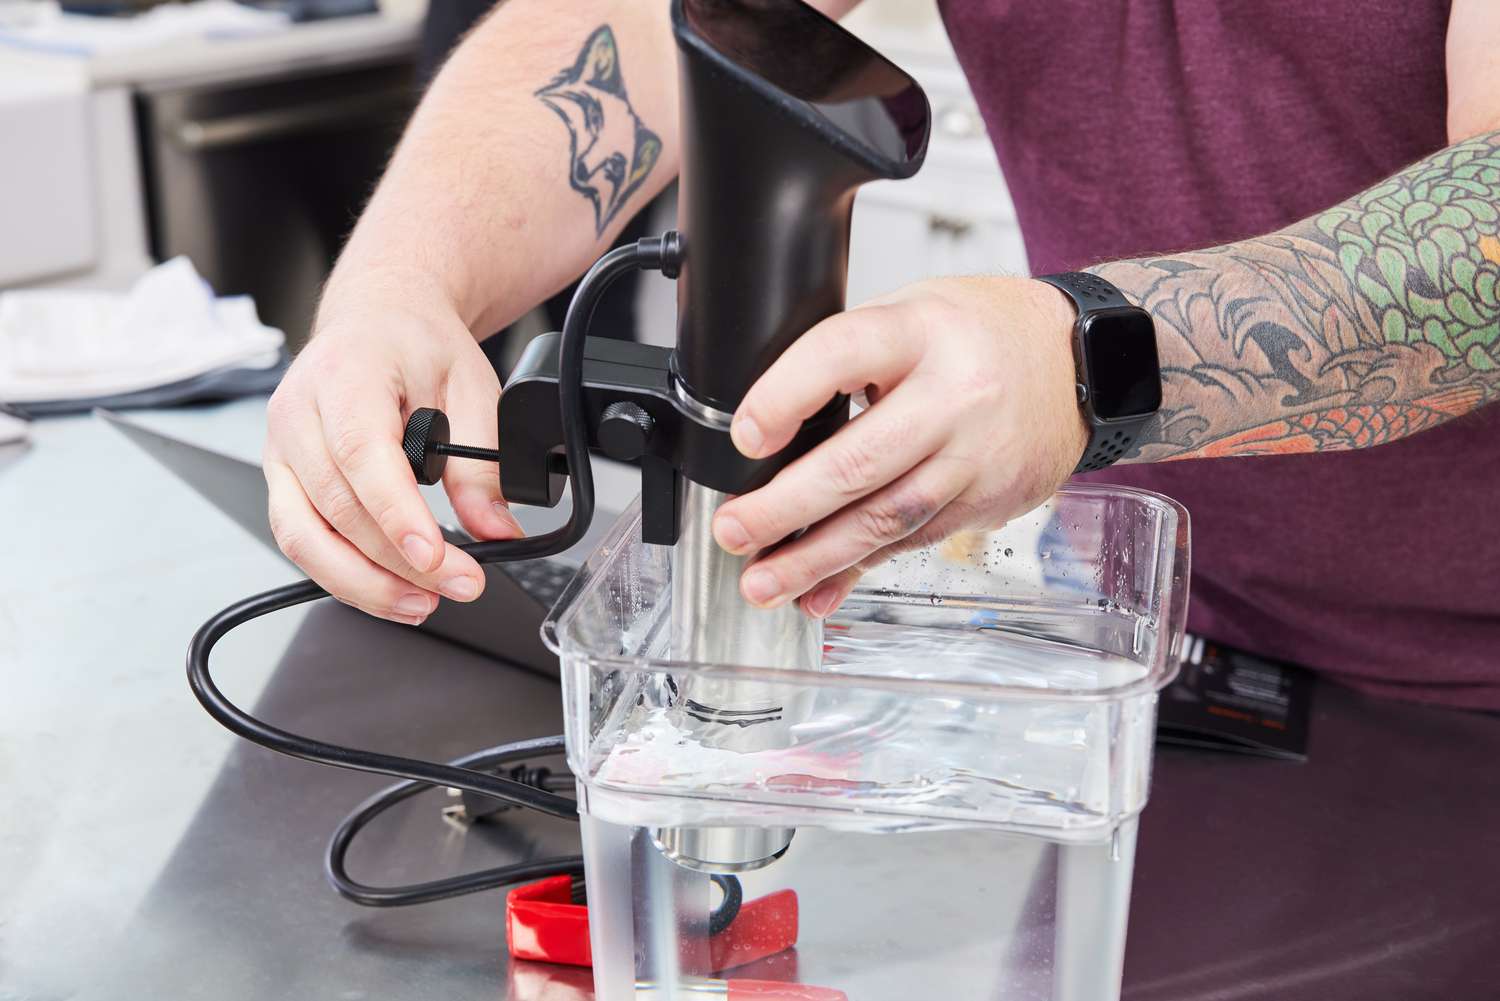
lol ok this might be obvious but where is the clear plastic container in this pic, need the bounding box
[543,485,1190,1001]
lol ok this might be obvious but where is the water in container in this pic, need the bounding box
[543,484,1190,1001]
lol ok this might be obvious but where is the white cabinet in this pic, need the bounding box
[843,3,1030,306]
[0,59,99,288]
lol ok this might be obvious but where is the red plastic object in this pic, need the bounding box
[708,889,798,972]
[505,877,799,974]
[506,875,593,967]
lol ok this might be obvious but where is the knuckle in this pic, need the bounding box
[870,309,911,361]
[264,389,298,435]
[854,485,939,545]
[829,319,868,373]
[320,482,366,533]
[826,440,882,496]
[265,388,287,423]
[327,423,377,473]
[772,549,823,594]
[744,388,795,436]
[372,580,412,612]
[950,370,1000,411]
[728,496,782,544]
[367,496,409,543]
[271,521,309,567]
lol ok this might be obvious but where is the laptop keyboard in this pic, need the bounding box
[499,558,578,608]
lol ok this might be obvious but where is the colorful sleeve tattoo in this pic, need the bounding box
[1092,129,1500,461]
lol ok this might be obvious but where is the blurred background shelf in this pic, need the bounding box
[0,0,425,347]
[1,0,1026,355]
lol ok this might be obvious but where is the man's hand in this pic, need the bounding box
[711,276,1087,619]
[263,270,523,624]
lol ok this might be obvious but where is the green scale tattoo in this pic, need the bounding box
[1095,129,1500,460]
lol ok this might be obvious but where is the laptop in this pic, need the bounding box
[99,408,626,678]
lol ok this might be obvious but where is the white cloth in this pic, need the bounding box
[0,256,284,404]
[0,1,288,56]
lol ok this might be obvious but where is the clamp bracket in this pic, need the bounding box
[498,333,847,545]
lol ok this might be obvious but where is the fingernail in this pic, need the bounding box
[714,515,752,554]
[394,592,434,616]
[401,534,435,570]
[492,502,524,536]
[440,577,479,601]
[741,566,782,606]
[390,613,428,627]
[806,583,843,619]
[731,414,764,457]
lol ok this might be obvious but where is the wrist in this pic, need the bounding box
[1032,271,1161,473]
[1027,278,1093,471]
[315,263,467,339]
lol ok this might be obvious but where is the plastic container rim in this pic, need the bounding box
[542,483,1190,704]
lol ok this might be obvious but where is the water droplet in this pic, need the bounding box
[1003,547,1014,558]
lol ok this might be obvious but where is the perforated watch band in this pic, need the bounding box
[1039,271,1131,312]
[1037,271,1153,475]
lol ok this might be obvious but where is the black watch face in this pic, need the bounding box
[1080,308,1162,420]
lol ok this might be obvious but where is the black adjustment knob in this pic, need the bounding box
[598,401,654,460]
[403,407,450,485]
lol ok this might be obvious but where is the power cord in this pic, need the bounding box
[187,235,698,908]
[326,737,584,908]
[324,736,742,934]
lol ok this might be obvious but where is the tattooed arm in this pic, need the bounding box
[1093,129,1500,460]
[330,3,681,341]
[693,3,1500,615]
[262,1,861,622]
[707,133,1500,614]
[334,0,863,338]
[1089,0,1500,461]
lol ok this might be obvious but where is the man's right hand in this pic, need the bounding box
[263,270,523,624]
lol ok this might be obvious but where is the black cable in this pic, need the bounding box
[566,867,742,935]
[186,237,681,899]
[326,738,741,933]
[325,737,585,907]
[708,872,743,936]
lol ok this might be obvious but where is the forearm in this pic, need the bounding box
[1094,128,1500,460]
[324,0,678,337]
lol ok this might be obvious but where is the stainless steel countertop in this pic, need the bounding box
[0,399,653,1001]
[4,400,1498,1001]
[1,401,310,1000]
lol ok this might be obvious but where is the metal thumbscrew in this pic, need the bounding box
[401,407,503,486]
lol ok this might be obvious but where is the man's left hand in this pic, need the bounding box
[711,276,1088,618]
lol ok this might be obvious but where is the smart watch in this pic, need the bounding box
[1036,271,1162,474]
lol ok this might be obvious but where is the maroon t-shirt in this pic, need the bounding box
[937,0,1500,709]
